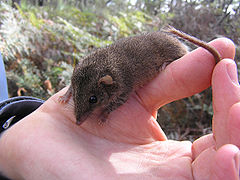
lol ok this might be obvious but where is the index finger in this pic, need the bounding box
[137,38,235,113]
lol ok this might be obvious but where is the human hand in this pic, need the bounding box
[0,38,237,180]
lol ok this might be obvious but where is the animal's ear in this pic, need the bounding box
[98,75,113,86]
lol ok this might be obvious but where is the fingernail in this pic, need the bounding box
[227,62,239,85]
[233,151,240,176]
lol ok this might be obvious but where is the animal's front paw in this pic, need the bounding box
[98,110,110,125]
[58,87,72,104]
[58,95,69,104]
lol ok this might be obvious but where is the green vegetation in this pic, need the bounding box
[0,0,239,140]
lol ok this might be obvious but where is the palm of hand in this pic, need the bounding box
[0,38,238,180]
[10,97,193,180]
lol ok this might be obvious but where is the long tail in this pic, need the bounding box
[165,26,222,63]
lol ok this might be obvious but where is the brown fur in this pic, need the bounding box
[59,28,220,125]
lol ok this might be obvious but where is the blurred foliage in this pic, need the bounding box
[0,0,239,140]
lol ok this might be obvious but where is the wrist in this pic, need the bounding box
[0,129,20,180]
[0,96,45,179]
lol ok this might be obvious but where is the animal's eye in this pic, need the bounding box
[89,95,98,104]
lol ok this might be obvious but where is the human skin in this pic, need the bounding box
[0,38,238,180]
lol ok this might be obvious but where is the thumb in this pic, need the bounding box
[212,59,240,149]
[211,144,239,180]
